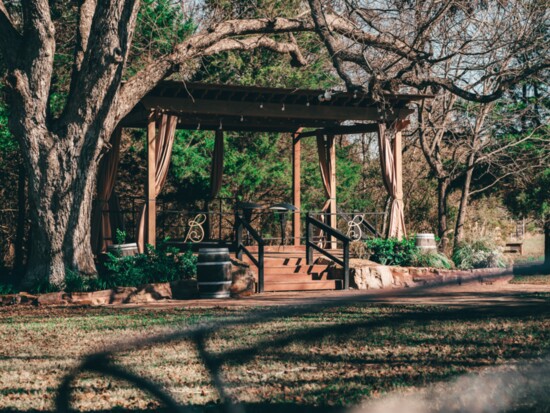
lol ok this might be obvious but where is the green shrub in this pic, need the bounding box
[411,250,453,269]
[101,240,197,290]
[452,240,507,270]
[0,281,17,295]
[364,237,417,266]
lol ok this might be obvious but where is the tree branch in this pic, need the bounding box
[62,0,140,135]
[203,36,306,67]
[115,16,312,122]
[74,0,97,72]
[308,0,356,91]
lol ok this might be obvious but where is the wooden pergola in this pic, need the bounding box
[120,81,430,248]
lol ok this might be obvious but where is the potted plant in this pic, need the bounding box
[107,229,138,257]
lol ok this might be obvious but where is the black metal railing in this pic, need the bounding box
[311,211,384,241]
[235,214,265,293]
[305,213,350,290]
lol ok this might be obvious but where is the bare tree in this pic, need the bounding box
[306,0,548,250]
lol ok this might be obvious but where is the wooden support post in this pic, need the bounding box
[328,135,337,249]
[292,132,301,246]
[146,112,157,247]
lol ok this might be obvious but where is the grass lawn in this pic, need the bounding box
[0,300,549,412]
[511,274,550,285]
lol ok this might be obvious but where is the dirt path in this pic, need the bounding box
[115,280,550,310]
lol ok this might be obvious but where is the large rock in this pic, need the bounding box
[103,286,137,305]
[230,258,255,297]
[36,292,67,306]
[390,267,417,288]
[67,292,95,306]
[125,283,172,304]
[0,294,21,306]
[350,259,394,290]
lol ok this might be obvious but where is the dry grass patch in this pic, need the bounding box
[0,302,549,412]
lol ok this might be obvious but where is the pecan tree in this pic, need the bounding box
[0,0,310,288]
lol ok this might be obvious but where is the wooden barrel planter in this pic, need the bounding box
[415,233,437,253]
[197,248,232,298]
[107,242,138,257]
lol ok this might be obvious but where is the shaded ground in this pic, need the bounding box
[0,280,549,412]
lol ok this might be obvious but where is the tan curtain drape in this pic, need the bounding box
[137,113,178,252]
[378,122,406,239]
[210,129,224,199]
[316,134,332,213]
[91,127,122,254]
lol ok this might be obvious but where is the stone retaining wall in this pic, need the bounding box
[1,261,256,306]
[346,259,512,290]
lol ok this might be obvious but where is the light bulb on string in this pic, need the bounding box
[196,122,200,130]
[281,103,285,111]
[240,115,244,122]
[260,102,264,109]
[306,101,310,107]
[219,119,223,130]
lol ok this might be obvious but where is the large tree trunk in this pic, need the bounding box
[0,0,310,291]
[437,178,451,252]
[544,217,550,269]
[14,162,27,275]
[21,130,100,289]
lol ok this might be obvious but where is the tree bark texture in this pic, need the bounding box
[0,1,315,288]
[545,217,550,268]
[437,178,451,252]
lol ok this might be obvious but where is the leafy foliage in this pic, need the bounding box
[411,250,453,269]
[100,241,197,291]
[364,237,453,268]
[127,0,196,77]
[0,84,17,160]
[365,237,417,266]
[452,240,507,270]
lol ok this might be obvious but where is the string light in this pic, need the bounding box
[306,101,310,107]
[259,102,264,109]
[353,90,358,99]
[196,122,200,130]
[281,103,285,111]
[240,115,244,122]
[219,119,223,130]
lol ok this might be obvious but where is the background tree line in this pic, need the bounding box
[0,0,547,286]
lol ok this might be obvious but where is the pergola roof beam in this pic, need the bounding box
[296,123,380,139]
[142,96,414,122]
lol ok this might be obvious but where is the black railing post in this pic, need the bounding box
[306,213,313,265]
[236,215,243,260]
[258,242,264,293]
[343,239,350,290]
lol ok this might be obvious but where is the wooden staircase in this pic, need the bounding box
[241,246,343,292]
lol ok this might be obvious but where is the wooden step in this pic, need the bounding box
[263,273,331,282]
[242,256,308,266]
[263,264,331,275]
[264,280,342,292]
[245,245,307,253]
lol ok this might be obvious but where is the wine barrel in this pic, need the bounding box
[197,248,232,298]
[107,242,138,257]
[415,233,437,253]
